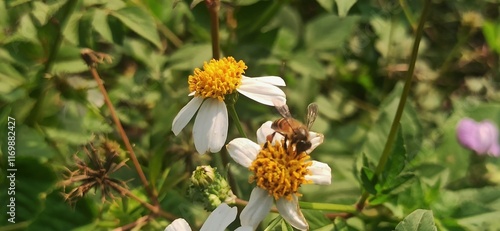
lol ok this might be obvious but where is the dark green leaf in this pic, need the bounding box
[395,209,437,231]
[110,6,162,49]
[305,14,360,51]
[360,166,377,194]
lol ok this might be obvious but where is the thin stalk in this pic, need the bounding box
[83,55,159,206]
[112,215,151,231]
[299,201,357,213]
[356,0,431,211]
[227,103,247,138]
[206,0,221,59]
[110,181,177,221]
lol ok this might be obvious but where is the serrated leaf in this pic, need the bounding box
[110,6,162,49]
[395,209,437,231]
[305,14,360,51]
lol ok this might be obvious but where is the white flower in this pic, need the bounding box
[226,121,331,230]
[171,57,286,154]
[164,203,237,231]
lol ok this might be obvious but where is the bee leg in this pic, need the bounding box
[264,132,276,148]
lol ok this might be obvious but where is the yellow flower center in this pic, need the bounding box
[188,57,247,101]
[249,141,313,201]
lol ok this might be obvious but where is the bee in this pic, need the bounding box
[267,100,318,154]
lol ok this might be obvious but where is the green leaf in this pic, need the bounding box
[483,20,500,54]
[360,166,377,194]
[316,0,335,12]
[288,52,327,79]
[27,192,95,231]
[92,9,113,42]
[395,209,437,231]
[166,44,212,71]
[110,6,162,49]
[62,11,83,45]
[335,0,357,17]
[305,14,360,51]
[0,157,57,226]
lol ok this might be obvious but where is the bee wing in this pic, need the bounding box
[272,99,292,118]
[306,103,318,130]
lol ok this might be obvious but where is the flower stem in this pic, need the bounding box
[299,201,357,213]
[356,0,431,211]
[227,104,247,138]
[206,0,221,59]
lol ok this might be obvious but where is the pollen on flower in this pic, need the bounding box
[248,141,313,200]
[188,57,247,101]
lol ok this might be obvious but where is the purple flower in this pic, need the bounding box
[456,118,500,157]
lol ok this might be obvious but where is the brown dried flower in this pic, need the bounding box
[61,141,129,204]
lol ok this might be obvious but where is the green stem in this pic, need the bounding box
[356,0,431,211]
[227,103,247,138]
[299,201,357,213]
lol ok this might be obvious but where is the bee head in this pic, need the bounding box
[295,140,312,154]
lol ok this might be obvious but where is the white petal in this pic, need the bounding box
[306,132,324,154]
[172,97,203,135]
[235,226,253,231]
[243,75,286,86]
[305,161,332,185]
[240,187,273,229]
[208,100,229,152]
[237,77,286,106]
[164,218,192,231]
[276,196,308,231]
[226,138,260,168]
[200,203,237,231]
[256,121,275,144]
[193,99,228,154]
[188,91,195,96]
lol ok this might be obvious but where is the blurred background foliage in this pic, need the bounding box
[0,0,500,230]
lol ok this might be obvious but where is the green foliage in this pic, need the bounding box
[1,0,499,230]
[395,209,437,231]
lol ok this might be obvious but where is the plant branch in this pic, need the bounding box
[109,181,177,221]
[356,0,431,211]
[112,215,151,231]
[81,49,159,206]
[206,0,221,59]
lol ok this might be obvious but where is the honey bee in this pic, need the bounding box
[267,100,318,154]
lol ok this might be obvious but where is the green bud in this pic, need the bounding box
[188,165,236,211]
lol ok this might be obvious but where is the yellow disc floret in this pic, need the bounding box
[188,57,247,101]
[249,141,313,201]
